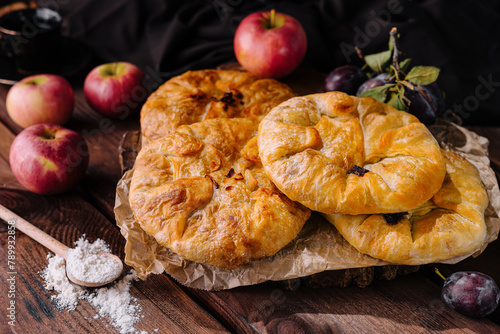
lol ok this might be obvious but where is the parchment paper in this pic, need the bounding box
[114,121,500,291]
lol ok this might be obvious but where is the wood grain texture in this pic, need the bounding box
[0,81,129,221]
[0,203,71,259]
[0,121,28,191]
[66,81,142,221]
[0,189,229,334]
[212,274,500,334]
[1,81,231,333]
[0,122,15,163]
[1,73,500,334]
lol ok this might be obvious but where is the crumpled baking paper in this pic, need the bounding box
[114,121,500,290]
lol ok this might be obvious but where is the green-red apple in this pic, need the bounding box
[84,62,145,119]
[6,74,74,128]
[9,124,89,195]
[234,9,307,78]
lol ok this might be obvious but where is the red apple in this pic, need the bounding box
[9,124,89,195]
[84,62,146,119]
[234,9,307,78]
[6,74,74,128]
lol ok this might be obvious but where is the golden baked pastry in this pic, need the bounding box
[324,150,488,265]
[257,91,447,214]
[129,118,310,269]
[140,69,295,142]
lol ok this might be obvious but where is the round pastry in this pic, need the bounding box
[257,91,447,214]
[324,150,488,265]
[140,69,295,142]
[129,118,310,269]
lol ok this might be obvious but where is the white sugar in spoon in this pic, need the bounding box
[0,204,123,288]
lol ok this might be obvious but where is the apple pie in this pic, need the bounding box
[140,69,295,142]
[129,118,310,269]
[324,150,488,265]
[257,91,447,214]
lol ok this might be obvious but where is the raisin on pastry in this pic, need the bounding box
[257,91,447,214]
[324,150,488,265]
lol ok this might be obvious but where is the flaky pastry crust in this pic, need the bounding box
[257,91,447,214]
[140,69,295,142]
[129,118,310,269]
[324,150,488,265]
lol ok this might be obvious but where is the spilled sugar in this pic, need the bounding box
[41,236,155,334]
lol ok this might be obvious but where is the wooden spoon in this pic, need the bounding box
[0,204,123,287]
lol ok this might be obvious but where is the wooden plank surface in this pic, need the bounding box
[1,69,500,334]
[0,80,230,334]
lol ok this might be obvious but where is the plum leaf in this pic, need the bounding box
[387,94,406,111]
[405,66,440,85]
[359,83,394,102]
[364,50,392,74]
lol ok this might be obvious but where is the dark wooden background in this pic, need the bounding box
[1,67,500,334]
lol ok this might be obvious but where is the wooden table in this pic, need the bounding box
[1,68,500,334]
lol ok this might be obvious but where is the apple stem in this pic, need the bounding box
[113,62,118,75]
[270,9,276,29]
[434,267,447,282]
[42,128,55,140]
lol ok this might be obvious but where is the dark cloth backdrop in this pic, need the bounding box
[43,0,500,125]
